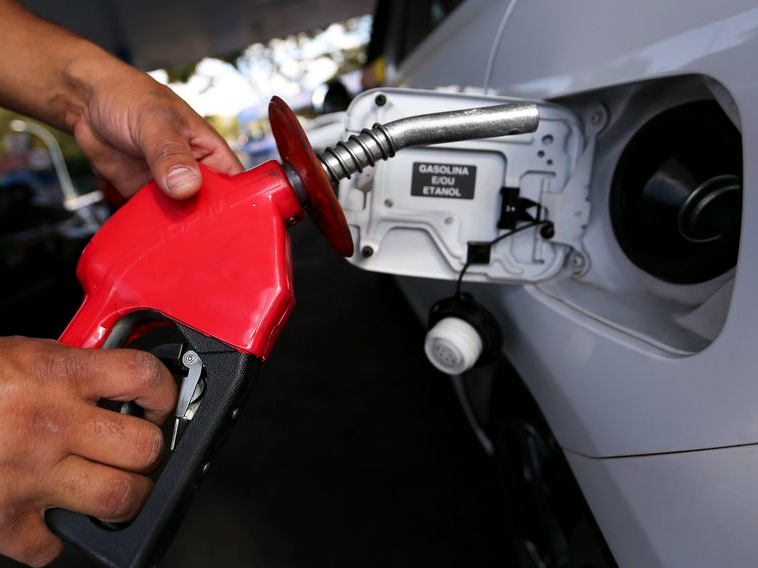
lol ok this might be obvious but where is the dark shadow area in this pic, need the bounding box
[1,220,509,568]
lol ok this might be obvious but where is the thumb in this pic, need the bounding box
[139,124,202,199]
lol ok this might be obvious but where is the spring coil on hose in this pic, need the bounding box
[318,100,540,186]
[319,123,397,185]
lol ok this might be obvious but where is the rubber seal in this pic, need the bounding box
[269,96,354,257]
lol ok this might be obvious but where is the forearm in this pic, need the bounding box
[0,0,132,132]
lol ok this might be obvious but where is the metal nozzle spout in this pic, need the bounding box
[318,101,540,185]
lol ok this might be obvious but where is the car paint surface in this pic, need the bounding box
[388,2,758,566]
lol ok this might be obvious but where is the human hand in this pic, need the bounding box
[69,63,244,200]
[0,1,243,200]
[0,337,177,567]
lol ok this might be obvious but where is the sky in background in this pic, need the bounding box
[149,16,372,118]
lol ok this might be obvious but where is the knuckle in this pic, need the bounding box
[0,339,89,396]
[128,351,164,392]
[0,515,61,568]
[142,105,182,127]
[90,414,124,437]
[152,142,192,167]
[26,405,66,443]
[60,351,89,383]
[97,475,140,520]
[29,349,60,384]
[132,425,164,469]
[15,541,44,567]
[59,469,88,501]
[0,510,23,541]
[25,539,62,568]
[28,343,87,385]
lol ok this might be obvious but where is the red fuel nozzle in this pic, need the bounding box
[49,95,541,568]
[60,97,353,358]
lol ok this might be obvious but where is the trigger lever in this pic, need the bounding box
[170,350,204,450]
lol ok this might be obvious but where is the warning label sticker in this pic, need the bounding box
[410,162,477,200]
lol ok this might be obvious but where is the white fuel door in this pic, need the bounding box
[337,88,593,284]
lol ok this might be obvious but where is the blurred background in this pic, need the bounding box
[0,1,516,567]
[0,0,465,338]
[0,5,376,338]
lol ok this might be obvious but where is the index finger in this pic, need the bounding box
[193,132,244,177]
[72,348,178,424]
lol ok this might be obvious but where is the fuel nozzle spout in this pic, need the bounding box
[318,99,540,185]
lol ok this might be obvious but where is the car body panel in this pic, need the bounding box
[567,445,758,568]
[392,0,758,459]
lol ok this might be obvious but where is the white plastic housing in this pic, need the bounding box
[339,88,589,284]
[424,317,483,375]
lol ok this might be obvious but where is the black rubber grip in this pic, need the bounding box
[45,323,260,568]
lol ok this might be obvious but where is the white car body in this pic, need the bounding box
[341,1,758,566]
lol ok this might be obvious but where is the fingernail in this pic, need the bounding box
[165,167,200,196]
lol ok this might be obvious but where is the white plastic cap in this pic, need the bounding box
[424,317,483,375]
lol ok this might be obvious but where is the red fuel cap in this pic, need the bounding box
[269,96,354,257]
